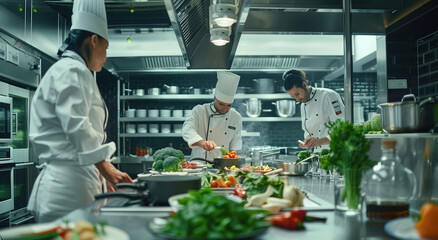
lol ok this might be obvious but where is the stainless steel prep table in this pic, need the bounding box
[56,176,398,240]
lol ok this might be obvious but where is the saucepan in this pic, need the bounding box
[164,84,179,94]
[190,157,245,172]
[95,175,201,206]
[281,162,310,176]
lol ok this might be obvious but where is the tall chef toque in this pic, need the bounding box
[70,0,109,41]
[214,72,240,103]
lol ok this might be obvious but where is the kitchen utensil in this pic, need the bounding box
[126,124,136,134]
[282,162,310,175]
[95,175,201,206]
[160,109,171,118]
[161,124,171,133]
[149,124,159,133]
[148,109,159,117]
[148,88,161,95]
[136,109,147,118]
[134,89,144,96]
[295,154,316,165]
[272,100,296,117]
[264,168,283,175]
[245,98,262,118]
[378,94,435,133]
[190,157,242,173]
[163,84,179,94]
[125,109,136,118]
[137,124,147,133]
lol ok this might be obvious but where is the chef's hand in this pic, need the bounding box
[106,180,116,192]
[95,160,134,185]
[194,140,217,151]
[301,137,330,148]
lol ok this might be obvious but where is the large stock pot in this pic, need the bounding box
[378,94,435,133]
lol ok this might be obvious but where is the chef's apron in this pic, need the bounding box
[28,160,104,223]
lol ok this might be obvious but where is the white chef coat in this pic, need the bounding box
[182,102,242,160]
[28,50,114,222]
[301,87,345,152]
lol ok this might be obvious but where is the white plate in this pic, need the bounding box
[384,217,432,240]
[0,222,129,240]
[182,168,203,173]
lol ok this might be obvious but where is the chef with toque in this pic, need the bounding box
[28,0,133,223]
[182,72,242,160]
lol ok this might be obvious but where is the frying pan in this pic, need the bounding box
[190,157,245,172]
[95,175,201,205]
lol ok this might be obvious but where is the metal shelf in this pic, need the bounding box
[120,117,301,122]
[120,132,260,137]
[120,93,291,100]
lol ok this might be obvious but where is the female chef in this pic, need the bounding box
[28,0,133,222]
[182,72,242,160]
[283,68,345,152]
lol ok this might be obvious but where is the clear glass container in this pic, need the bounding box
[361,139,416,221]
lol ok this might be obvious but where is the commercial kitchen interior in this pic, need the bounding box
[0,0,437,231]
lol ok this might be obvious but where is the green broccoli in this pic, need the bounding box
[152,160,164,172]
[319,149,330,156]
[363,121,372,133]
[153,147,185,162]
[163,156,181,172]
[370,114,382,131]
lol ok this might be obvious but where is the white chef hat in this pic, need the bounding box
[214,72,240,103]
[71,0,109,41]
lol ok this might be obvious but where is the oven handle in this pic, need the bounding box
[12,112,17,135]
[10,215,34,226]
[15,162,34,167]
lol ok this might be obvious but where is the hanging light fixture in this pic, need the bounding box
[210,25,231,46]
[209,0,238,27]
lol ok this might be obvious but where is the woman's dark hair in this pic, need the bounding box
[283,68,307,91]
[57,29,102,58]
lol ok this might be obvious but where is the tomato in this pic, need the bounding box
[269,210,307,230]
[233,186,247,198]
[222,155,229,158]
[211,181,218,188]
[415,202,438,239]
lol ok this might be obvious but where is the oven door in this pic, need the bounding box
[0,95,13,143]
[0,163,14,215]
[10,162,35,225]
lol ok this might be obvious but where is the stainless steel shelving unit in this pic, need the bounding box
[120,117,301,122]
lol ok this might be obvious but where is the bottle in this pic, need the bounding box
[361,139,416,221]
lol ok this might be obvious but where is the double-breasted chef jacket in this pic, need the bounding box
[28,50,114,222]
[301,87,345,152]
[182,102,242,160]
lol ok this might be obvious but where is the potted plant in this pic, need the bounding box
[327,119,377,211]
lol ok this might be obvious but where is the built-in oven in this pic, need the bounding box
[0,162,14,216]
[0,95,13,144]
[8,85,30,163]
[9,162,35,226]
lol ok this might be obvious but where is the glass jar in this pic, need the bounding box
[361,139,416,221]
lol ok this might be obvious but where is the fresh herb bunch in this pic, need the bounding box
[236,171,284,199]
[316,149,334,174]
[327,119,377,209]
[295,151,311,163]
[160,188,271,239]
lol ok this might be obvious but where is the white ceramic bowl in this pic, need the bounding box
[126,109,136,118]
[184,109,192,117]
[127,124,136,134]
[136,109,147,118]
[148,109,159,117]
[160,109,171,118]
[137,124,147,133]
[149,124,159,133]
[161,124,171,133]
[172,109,183,118]
[173,123,183,133]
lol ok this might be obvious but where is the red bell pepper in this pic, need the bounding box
[233,186,247,198]
[269,210,307,230]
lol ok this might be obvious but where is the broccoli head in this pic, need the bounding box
[153,147,185,162]
[370,114,382,131]
[163,156,181,172]
[152,160,164,172]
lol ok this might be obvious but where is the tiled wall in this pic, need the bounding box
[418,32,438,100]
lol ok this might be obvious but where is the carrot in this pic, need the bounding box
[217,177,227,188]
[225,181,232,187]
[227,175,238,185]
[211,181,218,188]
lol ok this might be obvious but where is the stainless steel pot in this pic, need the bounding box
[378,94,435,133]
[282,162,310,175]
[244,98,262,118]
[272,100,296,117]
[164,84,179,94]
[148,88,161,95]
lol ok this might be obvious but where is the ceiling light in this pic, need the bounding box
[210,26,230,46]
[209,4,237,27]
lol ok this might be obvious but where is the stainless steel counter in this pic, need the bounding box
[57,176,398,240]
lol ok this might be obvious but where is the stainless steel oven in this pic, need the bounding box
[0,95,13,144]
[0,162,14,215]
[8,85,30,163]
[9,162,35,226]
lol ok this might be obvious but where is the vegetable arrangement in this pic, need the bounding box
[152,147,185,172]
[327,119,377,210]
[219,148,239,158]
[415,202,438,239]
[159,188,271,239]
[236,171,284,199]
[353,114,383,134]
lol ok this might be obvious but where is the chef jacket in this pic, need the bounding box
[182,102,242,160]
[301,87,345,152]
[28,50,113,222]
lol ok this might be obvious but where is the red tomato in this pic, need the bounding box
[211,181,218,188]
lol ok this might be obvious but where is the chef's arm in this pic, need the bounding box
[192,140,217,151]
[303,137,330,148]
[95,160,133,185]
[55,67,115,166]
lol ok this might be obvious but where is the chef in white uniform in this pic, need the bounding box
[182,72,242,160]
[283,69,345,152]
[28,0,133,223]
